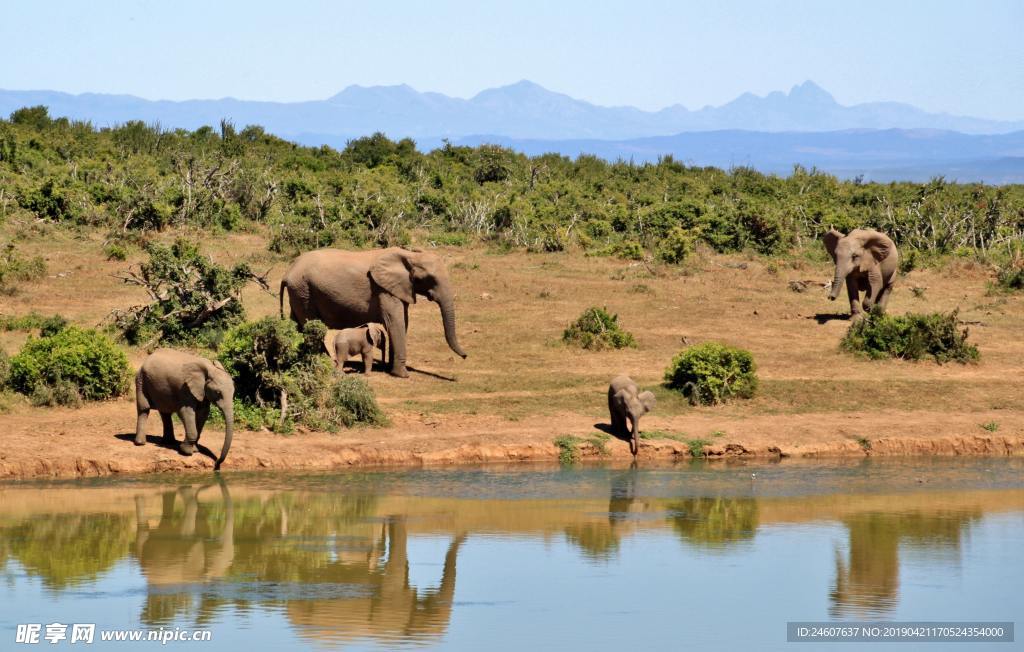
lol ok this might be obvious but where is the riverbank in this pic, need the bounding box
[2,398,1023,479]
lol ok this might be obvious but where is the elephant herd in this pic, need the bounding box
[132,229,898,469]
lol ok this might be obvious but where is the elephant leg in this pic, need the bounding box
[196,403,210,440]
[846,277,863,318]
[134,409,149,446]
[362,350,373,374]
[178,406,198,456]
[381,296,409,378]
[160,412,176,445]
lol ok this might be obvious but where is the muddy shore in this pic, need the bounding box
[3,399,1022,480]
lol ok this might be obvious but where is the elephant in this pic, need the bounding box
[333,323,388,373]
[824,228,899,317]
[280,247,467,378]
[608,375,656,456]
[134,349,234,469]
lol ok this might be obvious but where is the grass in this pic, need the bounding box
[979,421,1000,432]
[855,436,872,451]
[685,438,713,458]
[554,432,613,464]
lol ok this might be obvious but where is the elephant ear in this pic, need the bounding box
[369,251,416,304]
[823,229,843,263]
[182,361,209,403]
[863,231,893,262]
[639,391,656,413]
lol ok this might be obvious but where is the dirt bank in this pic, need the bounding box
[2,397,1023,480]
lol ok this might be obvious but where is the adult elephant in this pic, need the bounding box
[824,228,899,318]
[280,247,467,378]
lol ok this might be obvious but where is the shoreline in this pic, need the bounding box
[3,402,1022,481]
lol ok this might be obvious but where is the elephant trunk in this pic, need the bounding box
[630,419,639,456]
[829,263,849,300]
[215,399,233,471]
[437,294,468,359]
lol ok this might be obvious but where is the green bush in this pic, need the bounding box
[664,342,758,405]
[0,312,66,334]
[8,326,130,402]
[113,239,259,345]
[0,242,46,293]
[218,318,383,430]
[841,310,979,363]
[562,307,637,350]
[656,227,696,264]
[0,348,10,387]
[996,265,1024,292]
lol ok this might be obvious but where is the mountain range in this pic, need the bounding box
[2,80,1023,183]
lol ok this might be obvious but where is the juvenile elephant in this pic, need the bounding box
[824,228,899,317]
[608,375,656,456]
[134,349,234,469]
[280,247,467,378]
[333,323,388,373]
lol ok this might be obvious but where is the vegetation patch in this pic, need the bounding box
[686,438,713,458]
[664,342,758,405]
[7,326,130,404]
[0,312,67,334]
[840,310,979,363]
[218,317,385,431]
[111,238,268,346]
[0,242,46,294]
[995,264,1024,292]
[979,421,999,433]
[562,307,637,350]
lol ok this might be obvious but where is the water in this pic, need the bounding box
[1,459,1022,650]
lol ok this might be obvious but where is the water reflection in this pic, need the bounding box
[0,463,1020,648]
[830,510,981,617]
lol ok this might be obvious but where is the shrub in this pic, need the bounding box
[0,348,10,387]
[0,242,46,293]
[664,342,758,405]
[218,318,384,430]
[656,227,696,265]
[0,312,66,333]
[8,326,131,402]
[996,265,1024,292]
[562,307,637,350]
[840,310,979,363]
[112,239,263,345]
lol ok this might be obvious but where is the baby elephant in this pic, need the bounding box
[135,349,234,470]
[608,375,656,456]
[333,323,388,373]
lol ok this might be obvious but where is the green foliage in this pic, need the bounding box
[3,109,1024,261]
[103,243,128,261]
[841,310,979,363]
[8,326,130,402]
[664,342,758,405]
[562,307,637,350]
[980,421,1000,432]
[656,227,696,264]
[0,312,67,334]
[995,265,1024,292]
[554,435,583,465]
[218,318,383,430]
[686,438,712,457]
[0,348,9,387]
[0,242,46,293]
[113,239,256,345]
[855,436,872,451]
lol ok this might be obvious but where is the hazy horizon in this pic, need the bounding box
[1,0,1022,121]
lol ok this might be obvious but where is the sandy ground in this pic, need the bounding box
[1,227,1023,480]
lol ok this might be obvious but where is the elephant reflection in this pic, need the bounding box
[565,466,651,561]
[285,518,466,644]
[133,481,234,625]
[830,510,980,617]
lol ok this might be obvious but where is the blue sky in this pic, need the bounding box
[2,0,1022,120]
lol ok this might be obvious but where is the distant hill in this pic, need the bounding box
[2,80,1022,142]
[3,81,1023,182]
